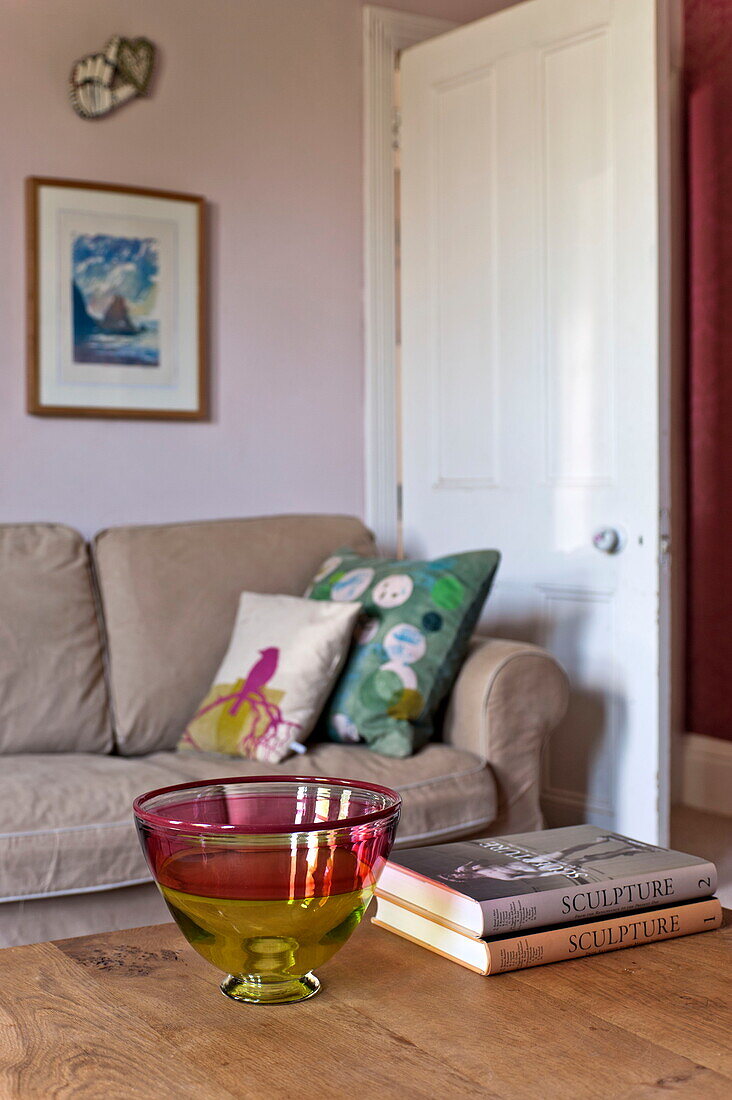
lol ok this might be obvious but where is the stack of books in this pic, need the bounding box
[372,825,722,976]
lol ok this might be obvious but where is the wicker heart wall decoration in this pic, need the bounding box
[69,35,156,120]
[118,39,155,94]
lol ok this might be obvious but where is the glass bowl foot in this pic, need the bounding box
[220,972,321,1005]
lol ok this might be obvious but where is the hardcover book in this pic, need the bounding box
[372,895,723,976]
[377,825,718,936]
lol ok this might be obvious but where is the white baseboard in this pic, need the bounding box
[681,733,732,817]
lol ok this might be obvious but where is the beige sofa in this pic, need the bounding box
[0,515,569,947]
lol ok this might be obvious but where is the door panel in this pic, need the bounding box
[434,69,499,488]
[543,32,614,487]
[400,0,677,842]
[540,584,619,829]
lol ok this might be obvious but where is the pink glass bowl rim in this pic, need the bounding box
[133,774,402,837]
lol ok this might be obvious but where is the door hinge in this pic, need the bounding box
[392,109,401,151]
[659,508,672,568]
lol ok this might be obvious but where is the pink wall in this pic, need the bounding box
[0,1,512,539]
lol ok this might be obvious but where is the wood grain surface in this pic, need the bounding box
[0,911,729,1099]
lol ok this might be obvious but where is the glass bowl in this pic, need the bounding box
[133,775,401,1005]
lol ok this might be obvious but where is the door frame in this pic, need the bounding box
[363,5,455,554]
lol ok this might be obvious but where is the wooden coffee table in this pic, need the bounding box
[1,911,730,1098]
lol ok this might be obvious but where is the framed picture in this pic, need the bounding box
[26,177,206,419]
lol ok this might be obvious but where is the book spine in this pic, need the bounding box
[485,898,722,974]
[480,860,718,935]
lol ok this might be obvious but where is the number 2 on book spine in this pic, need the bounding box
[698,877,711,890]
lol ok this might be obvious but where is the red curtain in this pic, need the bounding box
[686,0,732,740]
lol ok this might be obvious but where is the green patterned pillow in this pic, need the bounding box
[305,548,500,757]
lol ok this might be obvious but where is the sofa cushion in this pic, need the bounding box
[0,746,496,901]
[306,548,500,757]
[168,744,498,846]
[0,524,111,754]
[93,515,376,756]
[180,592,361,761]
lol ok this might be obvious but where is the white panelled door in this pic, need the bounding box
[399,0,680,842]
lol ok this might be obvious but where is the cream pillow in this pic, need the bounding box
[178,592,360,763]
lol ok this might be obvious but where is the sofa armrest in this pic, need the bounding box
[442,638,569,834]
